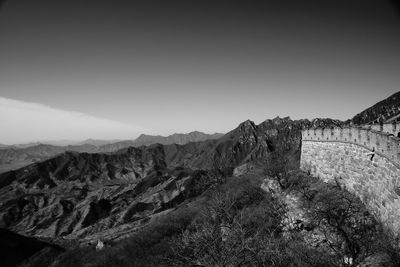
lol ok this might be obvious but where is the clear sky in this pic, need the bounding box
[0,0,400,144]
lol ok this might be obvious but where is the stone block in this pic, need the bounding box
[300,132,400,238]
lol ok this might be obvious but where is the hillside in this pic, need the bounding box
[1,116,398,266]
[0,117,327,244]
[352,91,400,124]
[0,229,64,267]
[0,118,300,241]
[0,117,345,243]
[0,132,223,174]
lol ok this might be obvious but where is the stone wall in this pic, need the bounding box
[300,126,400,237]
[366,123,400,137]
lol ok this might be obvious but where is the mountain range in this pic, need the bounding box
[0,131,223,174]
[0,92,399,266]
[0,115,348,247]
[0,116,310,241]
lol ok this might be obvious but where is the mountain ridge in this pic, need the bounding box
[0,131,224,174]
[1,93,399,266]
[352,91,400,124]
[0,116,309,243]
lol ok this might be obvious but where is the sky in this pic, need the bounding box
[0,0,400,144]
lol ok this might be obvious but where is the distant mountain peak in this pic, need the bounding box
[262,116,291,125]
[133,131,224,146]
[238,119,256,129]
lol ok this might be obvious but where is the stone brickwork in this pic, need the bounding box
[367,123,400,137]
[300,126,400,237]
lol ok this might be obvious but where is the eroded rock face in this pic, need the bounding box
[81,199,112,227]
[0,158,220,245]
[0,146,171,240]
[167,116,308,170]
[0,117,309,244]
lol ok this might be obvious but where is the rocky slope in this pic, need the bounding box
[0,116,353,267]
[0,148,215,244]
[352,91,400,124]
[0,117,313,245]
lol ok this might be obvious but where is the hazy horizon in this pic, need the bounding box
[1,0,399,144]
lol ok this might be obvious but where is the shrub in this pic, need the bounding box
[284,170,399,265]
[265,151,299,189]
[51,170,400,267]
[166,176,336,267]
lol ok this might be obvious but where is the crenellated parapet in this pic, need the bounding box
[367,122,400,137]
[302,126,400,167]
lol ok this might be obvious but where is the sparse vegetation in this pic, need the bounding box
[46,160,400,267]
[266,151,400,266]
[165,178,328,267]
[3,115,400,266]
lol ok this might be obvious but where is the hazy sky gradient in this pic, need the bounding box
[0,0,400,143]
[0,97,147,144]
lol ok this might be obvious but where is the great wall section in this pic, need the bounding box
[300,124,400,238]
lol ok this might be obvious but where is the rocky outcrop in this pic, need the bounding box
[170,117,306,170]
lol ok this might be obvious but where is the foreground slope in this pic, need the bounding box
[0,229,64,267]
